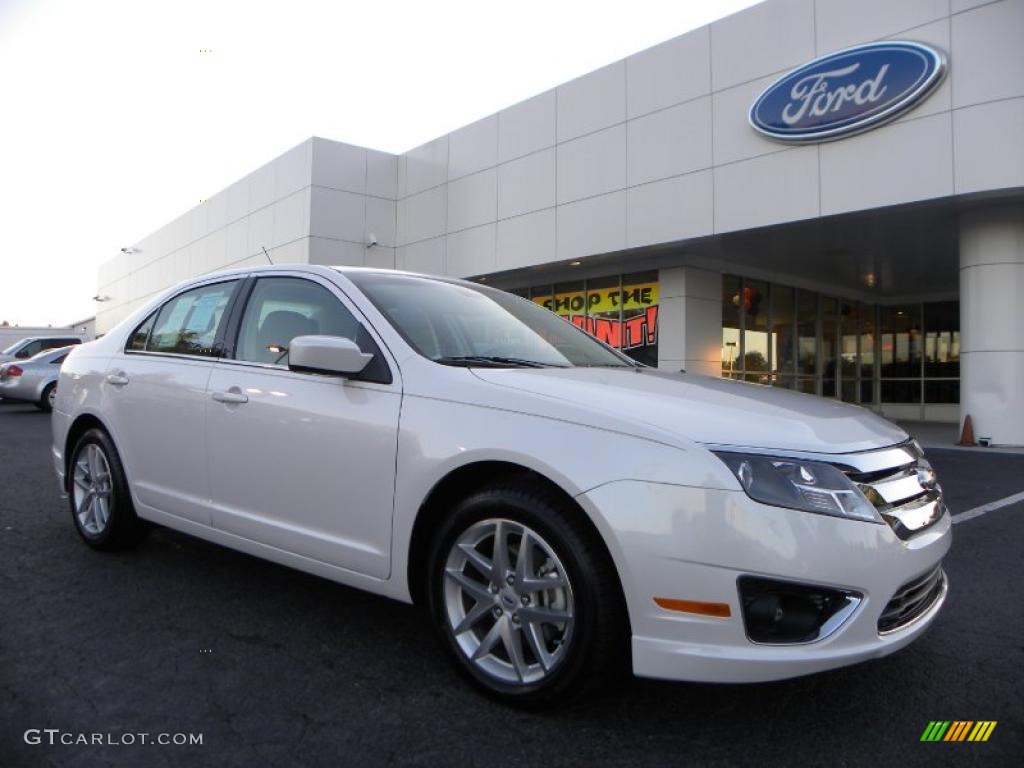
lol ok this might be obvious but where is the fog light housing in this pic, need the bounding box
[738,576,862,644]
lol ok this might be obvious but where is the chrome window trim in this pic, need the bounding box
[210,356,398,393]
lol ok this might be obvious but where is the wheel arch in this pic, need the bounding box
[63,413,111,492]
[405,460,626,619]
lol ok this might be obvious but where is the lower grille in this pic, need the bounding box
[878,566,946,634]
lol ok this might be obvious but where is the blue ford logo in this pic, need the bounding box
[749,41,946,142]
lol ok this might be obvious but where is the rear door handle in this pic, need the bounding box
[212,389,249,404]
[106,372,130,386]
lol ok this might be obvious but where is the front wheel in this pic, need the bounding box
[426,481,627,707]
[69,428,148,550]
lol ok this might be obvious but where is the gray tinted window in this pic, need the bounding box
[147,281,237,356]
[235,278,360,365]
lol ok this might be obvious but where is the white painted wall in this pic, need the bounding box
[98,0,1024,356]
[391,0,1024,278]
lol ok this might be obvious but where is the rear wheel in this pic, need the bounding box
[426,481,627,707]
[36,382,56,412]
[69,428,148,550]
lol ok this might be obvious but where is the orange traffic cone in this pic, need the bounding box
[957,414,977,446]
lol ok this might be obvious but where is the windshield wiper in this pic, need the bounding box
[434,355,563,368]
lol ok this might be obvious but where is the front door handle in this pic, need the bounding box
[106,372,130,386]
[212,388,249,404]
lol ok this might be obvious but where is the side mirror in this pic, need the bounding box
[287,335,373,377]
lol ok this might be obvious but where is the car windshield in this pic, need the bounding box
[347,273,637,368]
[1,340,26,355]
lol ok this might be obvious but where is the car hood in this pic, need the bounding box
[470,367,908,455]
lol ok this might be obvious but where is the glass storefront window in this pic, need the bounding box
[743,279,769,383]
[797,290,817,380]
[717,275,958,411]
[924,301,960,378]
[524,274,657,366]
[880,305,922,378]
[771,285,795,378]
[584,275,623,349]
[821,297,838,398]
[859,302,876,404]
[622,271,659,367]
[513,274,959,414]
[722,275,741,378]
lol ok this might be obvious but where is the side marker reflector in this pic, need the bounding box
[654,597,732,617]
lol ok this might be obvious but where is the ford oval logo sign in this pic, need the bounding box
[749,41,946,142]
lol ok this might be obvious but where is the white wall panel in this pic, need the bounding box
[497,148,556,219]
[498,90,557,163]
[557,61,626,142]
[627,28,711,119]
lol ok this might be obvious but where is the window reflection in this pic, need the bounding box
[720,275,958,408]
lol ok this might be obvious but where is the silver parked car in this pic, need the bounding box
[0,335,82,364]
[0,346,71,411]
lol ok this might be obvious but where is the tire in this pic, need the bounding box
[68,428,148,550]
[426,480,628,707]
[36,382,56,412]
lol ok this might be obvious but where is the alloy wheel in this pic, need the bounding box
[443,518,575,685]
[73,444,113,536]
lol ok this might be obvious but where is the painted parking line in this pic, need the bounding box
[951,490,1024,525]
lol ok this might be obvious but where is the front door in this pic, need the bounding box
[205,275,401,579]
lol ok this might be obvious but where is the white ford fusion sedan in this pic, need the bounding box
[52,265,950,705]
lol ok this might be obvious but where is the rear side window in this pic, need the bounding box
[42,338,77,350]
[146,281,238,357]
[127,312,156,351]
[51,354,68,365]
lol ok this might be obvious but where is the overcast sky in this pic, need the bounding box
[0,0,760,327]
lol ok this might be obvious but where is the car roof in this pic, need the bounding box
[178,263,482,290]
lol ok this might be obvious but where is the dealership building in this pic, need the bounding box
[96,0,1024,445]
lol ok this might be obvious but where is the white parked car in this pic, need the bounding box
[52,265,950,705]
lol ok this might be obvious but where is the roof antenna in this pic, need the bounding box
[262,245,273,265]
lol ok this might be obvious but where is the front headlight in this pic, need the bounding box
[713,451,882,523]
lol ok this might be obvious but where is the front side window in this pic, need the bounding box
[146,281,237,357]
[349,273,636,368]
[235,277,361,366]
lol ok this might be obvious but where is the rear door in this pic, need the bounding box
[104,278,241,525]
[204,274,401,578]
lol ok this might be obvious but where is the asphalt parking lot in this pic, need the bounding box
[1,402,1021,767]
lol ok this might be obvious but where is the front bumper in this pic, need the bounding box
[577,480,951,683]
